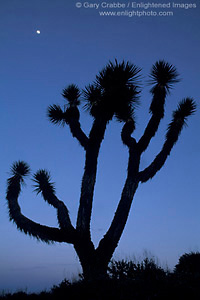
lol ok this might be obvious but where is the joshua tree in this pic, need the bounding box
[6,60,196,280]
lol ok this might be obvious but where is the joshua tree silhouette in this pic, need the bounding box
[6,60,196,280]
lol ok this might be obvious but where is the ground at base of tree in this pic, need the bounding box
[1,278,200,300]
[1,253,200,300]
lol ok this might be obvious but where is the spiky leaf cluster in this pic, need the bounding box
[47,84,81,126]
[83,60,141,122]
[149,60,180,116]
[47,104,65,126]
[166,98,196,142]
[47,104,80,126]
[9,161,30,184]
[62,84,81,106]
[150,60,180,93]
[33,170,55,196]
[10,161,30,177]
[173,98,196,120]
[7,161,30,199]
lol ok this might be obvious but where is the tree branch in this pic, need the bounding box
[47,105,88,150]
[6,164,77,244]
[96,122,140,263]
[33,170,75,232]
[138,60,180,154]
[121,118,136,148]
[137,86,166,154]
[138,142,173,183]
[65,107,89,150]
[139,98,196,182]
[76,117,108,236]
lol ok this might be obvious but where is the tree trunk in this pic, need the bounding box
[81,260,108,281]
[74,237,109,281]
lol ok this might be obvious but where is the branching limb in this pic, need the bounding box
[48,85,88,149]
[137,87,166,153]
[138,61,179,154]
[65,107,89,150]
[47,105,88,150]
[76,117,108,236]
[6,161,76,244]
[139,98,196,182]
[121,118,136,148]
[96,176,139,265]
[96,121,140,263]
[33,170,75,232]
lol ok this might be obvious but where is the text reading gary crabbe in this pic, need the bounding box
[76,2,197,9]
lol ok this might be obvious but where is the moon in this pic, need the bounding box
[36,30,41,34]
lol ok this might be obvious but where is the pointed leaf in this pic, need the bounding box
[149,60,180,93]
[47,104,65,126]
[33,169,55,195]
[62,84,81,106]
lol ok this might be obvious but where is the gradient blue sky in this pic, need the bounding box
[0,0,200,293]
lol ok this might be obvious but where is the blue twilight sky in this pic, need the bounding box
[0,0,200,293]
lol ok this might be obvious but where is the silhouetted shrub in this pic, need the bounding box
[171,252,200,298]
[108,257,166,281]
[108,257,168,299]
[174,251,200,275]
